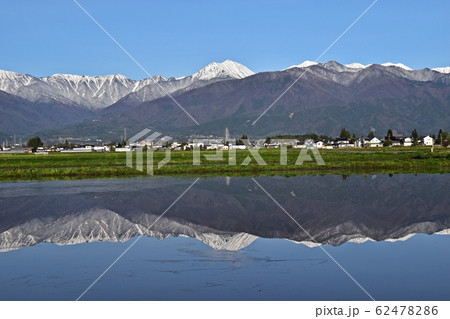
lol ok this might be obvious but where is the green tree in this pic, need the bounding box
[368,131,375,139]
[340,128,351,139]
[383,139,392,147]
[309,132,319,141]
[437,129,445,146]
[164,141,173,148]
[386,129,393,140]
[27,136,43,151]
[237,134,248,145]
[412,129,419,146]
[438,130,449,147]
[64,139,72,149]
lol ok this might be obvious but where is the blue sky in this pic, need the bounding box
[1,0,449,79]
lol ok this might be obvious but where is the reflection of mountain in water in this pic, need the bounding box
[0,208,258,252]
[0,174,448,252]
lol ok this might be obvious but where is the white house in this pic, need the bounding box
[334,139,350,148]
[355,138,367,148]
[188,142,204,149]
[369,137,382,147]
[390,139,402,147]
[315,141,324,148]
[93,146,110,152]
[403,137,413,147]
[68,147,92,152]
[170,142,181,149]
[229,145,246,150]
[421,135,433,146]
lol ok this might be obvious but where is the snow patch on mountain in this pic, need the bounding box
[285,60,318,70]
[287,222,450,248]
[437,228,450,235]
[344,63,369,69]
[432,66,450,74]
[381,62,412,71]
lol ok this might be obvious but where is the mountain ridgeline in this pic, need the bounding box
[0,60,449,140]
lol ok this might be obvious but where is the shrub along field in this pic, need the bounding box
[0,147,449,181]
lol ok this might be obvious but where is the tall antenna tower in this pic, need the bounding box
[225,127,230,142]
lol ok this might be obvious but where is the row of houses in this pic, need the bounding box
[0,145,113,153]
[0,133,439,154]
[244,135,435,150]
[246,135,436,149]
[60,145,111,152]
[327,135,434,149]
[123,134,438,152]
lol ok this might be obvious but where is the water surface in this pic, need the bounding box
[0,174,449,300]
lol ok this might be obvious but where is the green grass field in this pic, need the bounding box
[0,147,449,181]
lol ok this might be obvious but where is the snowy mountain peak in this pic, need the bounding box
[285,60,318,70]
[152,74,168,82]
[381,62,412,71]
[286,61,418,71]
[192,60,255,81]
[0,69,26,78]
[344,62,369,69]
[0,69,36,92]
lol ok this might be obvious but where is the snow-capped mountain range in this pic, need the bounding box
[0,206,448,253]
[0,60,255,110]
[1,59,448,111]
[0,173,447,253]
[286,60,450,73]
[0,208,259,253]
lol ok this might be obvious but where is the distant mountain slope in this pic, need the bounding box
[0,60,254,136]
[0,131,8,141]
[2,60,449,139]
[50,61,450,139]
[0,90,94,136]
